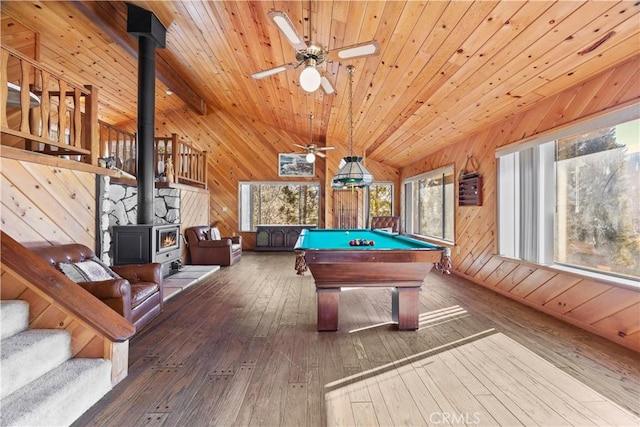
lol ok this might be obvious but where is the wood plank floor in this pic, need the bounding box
[75,252,640,426]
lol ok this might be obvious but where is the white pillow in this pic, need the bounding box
[58,259,117,282]
[209,227,222,240]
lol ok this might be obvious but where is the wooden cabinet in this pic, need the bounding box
[255,225,316,251]
[458,175,482,206]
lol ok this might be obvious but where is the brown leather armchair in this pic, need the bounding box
[32,243,163,333]
[184,225,242,266]
[371,215,401,233]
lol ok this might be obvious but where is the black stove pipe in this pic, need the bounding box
[127,3,166,225]
[136,36,156,224]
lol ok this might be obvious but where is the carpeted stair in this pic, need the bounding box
[0,300,112,426]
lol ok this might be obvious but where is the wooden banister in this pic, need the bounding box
[155,134,207,189]
[98,120,136,175]
[0,231,135,342]
[1,45,97,162]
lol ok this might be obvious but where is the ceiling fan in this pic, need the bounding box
[294,114,335,163]
[251,8,380,94]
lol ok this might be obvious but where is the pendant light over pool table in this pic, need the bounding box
[331,65,373,189]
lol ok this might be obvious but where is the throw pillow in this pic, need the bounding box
[58,257,119,283]
[89,256,122,279]
[209,227,221,240]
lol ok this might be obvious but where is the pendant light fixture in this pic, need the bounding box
[332,65,373,188]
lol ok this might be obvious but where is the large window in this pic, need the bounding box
[498,109,640,282]
[403,167,455,242]
[239,182,320,231]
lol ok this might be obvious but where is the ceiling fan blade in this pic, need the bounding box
[316,152,326,158]
[251,63,294,79]
[293,144,307,150]
[316,146,335,151]
[268,10,308,51]
[328,40,381,62]
[320,76,336,95]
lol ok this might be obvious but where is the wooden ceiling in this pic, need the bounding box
[2,1,639,168]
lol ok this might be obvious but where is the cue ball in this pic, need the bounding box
[345,231,349,235]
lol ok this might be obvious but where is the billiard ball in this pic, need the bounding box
[345,231,349,235]
[369,240,375,246]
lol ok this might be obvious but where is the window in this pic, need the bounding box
[498,108,640,282]
[239,182,320,231]
[368,182,393,223]
[403,166,455,242]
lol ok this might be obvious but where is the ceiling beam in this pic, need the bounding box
[72,1,207,116]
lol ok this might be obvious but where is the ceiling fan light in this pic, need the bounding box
[338,44,378,59]
[305,152,316,163]
[271,13,302,45]
[299,66,321,92]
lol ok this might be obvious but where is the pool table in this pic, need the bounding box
[294,228,445,331]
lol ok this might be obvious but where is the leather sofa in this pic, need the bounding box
[184,225,242,266]
[32,243,163,333]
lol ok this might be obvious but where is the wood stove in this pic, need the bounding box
[112,224,181,277]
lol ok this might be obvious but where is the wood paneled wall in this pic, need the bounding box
[179,186,209,262]
[147,108,400,248]
[0,157,96,248]
[0,152,210,265]
[401,55,640,352]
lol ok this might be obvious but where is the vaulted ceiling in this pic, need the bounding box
[2,1,639,168]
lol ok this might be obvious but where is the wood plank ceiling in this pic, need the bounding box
[2,1,638,169]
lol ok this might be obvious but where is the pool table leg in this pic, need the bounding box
[317,288,340,331]
[392,287,420,330]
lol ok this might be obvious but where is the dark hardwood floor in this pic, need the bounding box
[75,252,639,426]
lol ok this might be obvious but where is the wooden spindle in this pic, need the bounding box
[0,49,8,128]
[40,71,50,140]
[20,61,31,134]
[73,87,82,148]
[57,79,67,146]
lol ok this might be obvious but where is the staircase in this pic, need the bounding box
[1,300,113,426]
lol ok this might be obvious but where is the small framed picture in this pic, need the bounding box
[278,153,315,177]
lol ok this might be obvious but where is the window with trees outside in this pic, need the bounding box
[368,183,393,224]
[239,182,320,232]
[497,109,639,283]
[403,167,455,242]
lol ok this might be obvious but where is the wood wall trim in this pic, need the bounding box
[1,231,135,342]
[110,178,210,195]
[0,145,121,178]
[490,254,640,293]
[455,267,639,352]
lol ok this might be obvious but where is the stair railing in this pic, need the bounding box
[0,231,134,385]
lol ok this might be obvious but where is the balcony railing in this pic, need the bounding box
[1,45,98,164]
[99,121,137,176]
[155,133,207,188]
[2,45,207,190]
